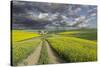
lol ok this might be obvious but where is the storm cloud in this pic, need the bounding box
[12,1,97,29]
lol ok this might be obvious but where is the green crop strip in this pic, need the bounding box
[38,40,49,64]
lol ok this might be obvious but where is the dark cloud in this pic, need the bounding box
[12,1,97,29]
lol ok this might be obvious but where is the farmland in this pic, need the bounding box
[12,39,41,65]
[58,29,97,41]
[12,29,97,66]
[12,30,40,42]
[47,36,97,62]
[12,30,41,65]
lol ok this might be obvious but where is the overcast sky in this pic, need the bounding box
[12,1,97,29]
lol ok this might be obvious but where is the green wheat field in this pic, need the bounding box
[12,29,97,65]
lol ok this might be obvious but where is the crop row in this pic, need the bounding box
[47,36,97,62]
[38,40,49,64]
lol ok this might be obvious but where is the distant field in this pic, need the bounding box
[12,30,40,42]
[58,29,97,41]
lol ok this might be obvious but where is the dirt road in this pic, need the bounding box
[18,41,42,66]
[17,39,66,66]
[45,40,66,64]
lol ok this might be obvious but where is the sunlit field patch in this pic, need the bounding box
[12,30,40,42]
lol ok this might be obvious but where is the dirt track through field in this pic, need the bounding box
[17,38,65,66]
[18,41,42,66]
[45,40,66,64]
